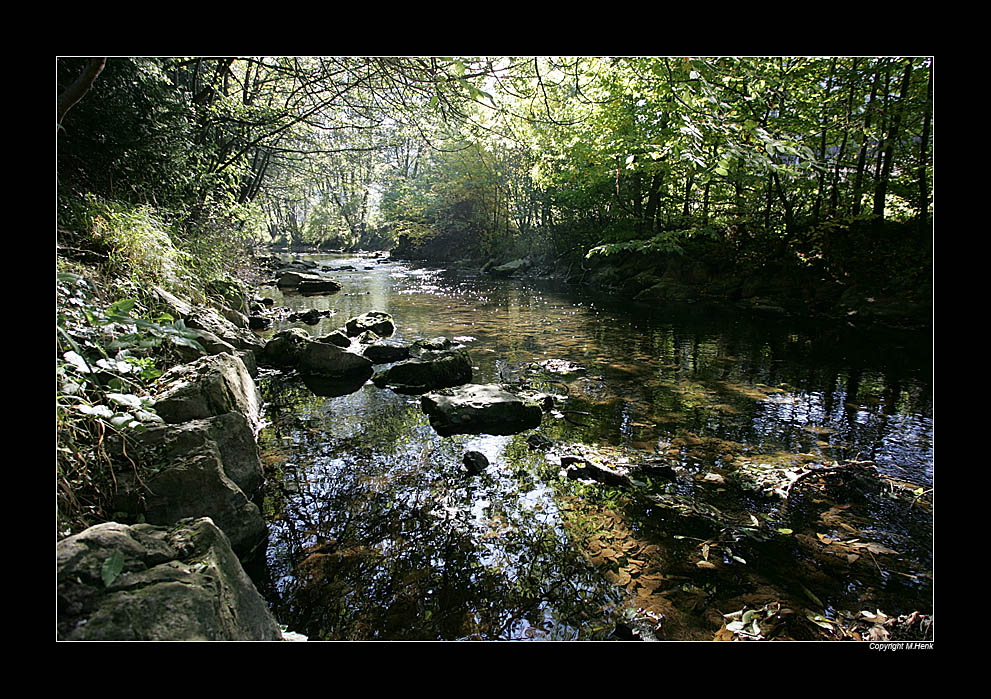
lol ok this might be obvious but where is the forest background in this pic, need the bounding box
[56,56,933,531]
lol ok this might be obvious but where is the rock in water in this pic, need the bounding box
[420,384,543,436]
[345,311,395,337]
[362,340,411,364]
[276,271,342,295]
[372,348,472,394]
[260,328,373,390]
[463,450,489,475]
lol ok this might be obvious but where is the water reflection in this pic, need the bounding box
[253,253,933,640]
[256,378,622,640]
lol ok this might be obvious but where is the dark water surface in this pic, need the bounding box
[250,253,933,641]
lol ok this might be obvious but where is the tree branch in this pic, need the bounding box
[58,58,106,126]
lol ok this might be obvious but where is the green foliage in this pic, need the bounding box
[67,196,193,293]
[56,270,204,535]
[57,58,199,207]
[585,228,716,259]
[101,551,125,587]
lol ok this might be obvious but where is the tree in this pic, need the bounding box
[57,57,105,126]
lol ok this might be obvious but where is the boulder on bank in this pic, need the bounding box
[420,383,543,436]
[165,326,259,378]
[152,353,263,433]
[372,348,472,394]
[57,518,282,641]
[110,413,268,556]
[152,286,265,356]
[488,257,531,278]
[121,442,266,556]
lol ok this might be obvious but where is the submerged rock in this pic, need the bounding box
[558,448,679,488]
[372,348,472,394]
[301,372,373,397]
[57,518,282,641]
[420,383,543,436]
[531,359,587,376]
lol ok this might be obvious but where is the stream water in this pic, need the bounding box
[248,252,933,641]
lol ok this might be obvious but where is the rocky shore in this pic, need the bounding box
[57,254,553,641]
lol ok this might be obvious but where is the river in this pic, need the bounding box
[248,252,933,641]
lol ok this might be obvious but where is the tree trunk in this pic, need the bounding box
[917,60,933,222]
[682,173,694,220]
[772,171,796,233]
[872,60,914,221]
[829,58,859,218]
[702,177,712,225]
[57,58,106,126]
[812,58,837,227]
[644,172,664,234]
[851,62,883,216]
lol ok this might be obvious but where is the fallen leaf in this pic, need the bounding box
[713,624,735,641]
[853,542,899,556]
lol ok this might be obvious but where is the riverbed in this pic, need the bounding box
[248,253,933,641]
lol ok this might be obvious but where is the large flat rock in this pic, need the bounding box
[420,383,542,436]
[372,348,472,394]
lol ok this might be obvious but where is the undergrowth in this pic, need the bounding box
[56,194,252,537]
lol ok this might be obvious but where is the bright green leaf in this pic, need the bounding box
[102,551,125,587]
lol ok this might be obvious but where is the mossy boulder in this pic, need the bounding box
[57,518,282,641]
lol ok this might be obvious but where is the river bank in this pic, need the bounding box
[387,218,933,334]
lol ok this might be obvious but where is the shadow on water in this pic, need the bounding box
[249,253,933,641]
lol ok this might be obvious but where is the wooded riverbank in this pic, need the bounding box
[57,55,933,642]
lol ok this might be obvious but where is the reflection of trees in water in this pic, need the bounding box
[250,259,932,639]
[257,378,621,640]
